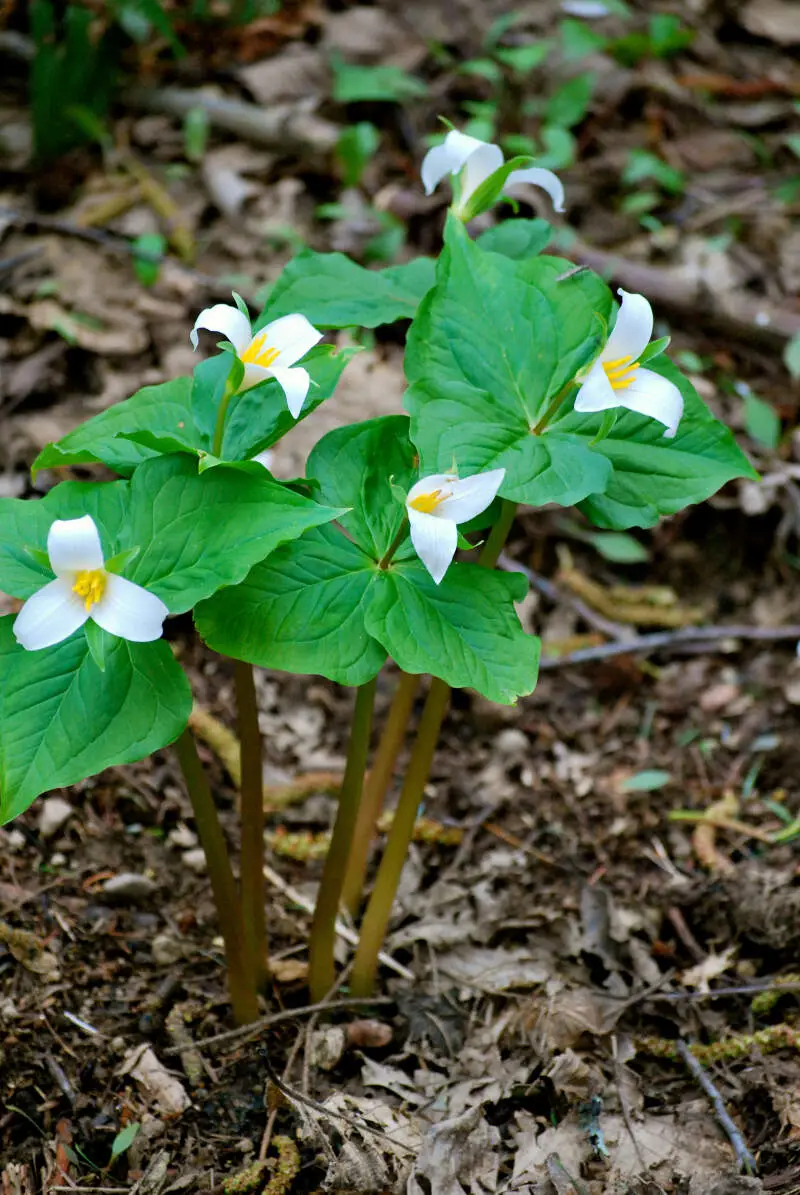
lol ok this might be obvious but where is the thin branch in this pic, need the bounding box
[499,553,632,641]
[676,1040,757,1173]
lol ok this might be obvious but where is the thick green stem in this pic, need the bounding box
[234,659,268,990]
[341,671,420,916]
[479,498,517,569]
[350,678,450,996]
[308,679,377,1002]
[174,729,259,1024]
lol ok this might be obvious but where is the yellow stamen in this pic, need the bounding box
[72,569,107,612]
[240,331,280,369]
[603,354,639,391]
[409,488,450,515]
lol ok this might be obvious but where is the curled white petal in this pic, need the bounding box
[459,140,505,206]
[603,290,654,365]
[573,361,617,413]
[13,578,90,650]
[262,313,322,368]
[406,472,457,508]
[48,515,104,577]
[421,129,487,195]
[408,508,458,585]
[240,361,274,392]
[618,367,684,437]
[435,468,505,523]
[92,574,168,643]
[505,166,565,213]
[270,365,310,419]
[190,303,252,353]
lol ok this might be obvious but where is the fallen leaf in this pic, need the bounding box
[437,945,549,992]
[120,1046,191,1117]
[681,946,738,993]
[409,1106,500,1195]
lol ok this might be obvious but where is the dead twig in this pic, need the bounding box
[537,624,800,669]
[565,239,800,350]
[163,996,394,1054]
[676,1040,757,1174]
[499,553,631,641]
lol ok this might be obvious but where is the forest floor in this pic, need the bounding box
[1,0,800,1192]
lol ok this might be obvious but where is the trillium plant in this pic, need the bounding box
[0,126,756,1022]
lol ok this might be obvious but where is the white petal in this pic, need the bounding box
[240,362,274,392]
[618,367,684,437]
[408,509,458,585]
[435,468,506,523]
[92,574,168,643]
[270,365,311,419]
[505,166,565,213]
[48,515,104,577]
[251,449,274,469]
[561,1,610,16]
[603,290,654,365]
[421,129,487,195]
[573,361,618,413]
[190,303,252,353]
[13,578,90,650]
[262,313,322,368]
[460,140,504,206]
[406,472,458,509]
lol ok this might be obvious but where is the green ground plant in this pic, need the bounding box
[0,126,756,1021]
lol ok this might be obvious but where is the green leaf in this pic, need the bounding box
[0,454,341,612]
[337,121,380,187]
[331,60,426,104]
[131,233,166,286]
[306,416,416,558]
[559,18,607,61]
[265,251,436,329]
[457,154,538,222]
[405,217,614,507]
[544,73,595,128]
[110,1122,140,1161]
[494,41,553,74]
[195,525,387,687]
[208,344,359,462]
[0,618,191,823]
[364,561,540,705]
[742,390,781,450]
[584,530,649,563]
[568,359,759,529]
[31,377,197,478]
[619,769,671,793]
[476,219,553,260]
[622,149,685,195]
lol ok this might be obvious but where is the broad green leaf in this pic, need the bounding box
[331,61,426,104]
[365,561,539,705]
[544,73,595,128]
[306,416,416,558]
[0,455,340,612]
[567,359,759,529]
[619,769,672,793]
[195,525,387,687]
[476,219,552,260]
[264,251,436,329]
[585,530,649,563]
[31,378,196,477]
[405,217,614,507]
[110,1123,141,1161]
[0,617,191,823]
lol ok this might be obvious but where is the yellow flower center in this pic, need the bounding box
[72,569,107,612]
[603,355,639,391]
[409,488,450,514]
[240,331,280,369]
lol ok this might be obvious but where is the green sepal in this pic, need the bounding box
[84,619,110,671]
[456,155,535,222]
[104,546,141,574]
[638,335,671,364]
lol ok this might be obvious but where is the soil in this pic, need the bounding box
[1,1,800,1192]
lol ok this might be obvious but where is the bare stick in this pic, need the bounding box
[676,1040,757,1173]
[499,553,631,641]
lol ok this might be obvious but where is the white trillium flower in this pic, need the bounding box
[421,129,565,216]
[13,516,168,652]
[190,300,322,419]
[573,289,684,438]
[406,468,506,585]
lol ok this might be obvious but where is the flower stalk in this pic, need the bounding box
[173,728,259,1025]
[350,677,450,996]
[234,659,268,990]
[341,671,420,916]
[308,678,377,1002]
